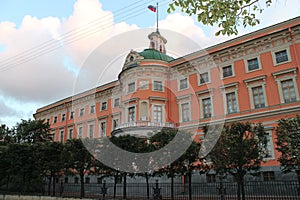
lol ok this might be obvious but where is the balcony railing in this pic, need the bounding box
[116,121,175,129]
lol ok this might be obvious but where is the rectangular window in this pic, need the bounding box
[70,111,74,119]
[100,122,106,137]
[113,119,119,130]
[68,129,73,139]
[199,72,209,84]
[89,124,94,138]
[252,86,265,108]
[179,78,188,90]
[101,102,107,111]
[114,98,120,107]
[140,80,149,90]
[53,116,57,123]
[281,79,296,103]
[247,58,259,71]
[61,114,66,121]
[202,98,212,118]
[206,174,216,183]
[264,133,274,159]
[128,82,135,93]
[128,106,135,122]
[275,50,288,64]
[153,81,163,91]
[90,105,95,114]
[79,108,85,117]
[60,130,64,142]
[222,65,233,78]
[78,126,83,138]
[262,171,275,181]
[153,105,163,122]
[181,103,190,122]
[226,92,237,114]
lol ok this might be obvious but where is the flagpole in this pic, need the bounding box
[156,2,159,32]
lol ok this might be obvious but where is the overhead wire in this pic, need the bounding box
[0,0,170,72]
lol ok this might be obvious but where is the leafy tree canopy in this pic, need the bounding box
[168,0,272,36]
[276,116,300,174]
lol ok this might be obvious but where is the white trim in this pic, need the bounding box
[271,46,292,66]
[197,71,211,86]
[68,127,74,140]
[151,103,165,123]
[178,101,191,123]
[220,64,235,79]
[152,80,164,92]
[263,130,276,161]
[127,81,136,94]
[244,56,262,73]
[220,83,239,114]
[99,119,107,138]
[139,80,149,90]
[198,91,214,119]
[178,77,189,91]
[77,125,84,139]
[87,123,95,138]
[244,76,268,109]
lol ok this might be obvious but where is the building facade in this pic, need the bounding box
[34,17,300,182]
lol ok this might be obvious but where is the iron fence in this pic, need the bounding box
[1,180,300,199]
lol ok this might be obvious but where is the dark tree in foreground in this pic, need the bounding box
[276,116,300,184]
[63,139,94,198]
[206,122,267,200]
[168,0,273,36]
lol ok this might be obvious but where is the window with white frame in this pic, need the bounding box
[79,108,85,117]
[100,121,106,137]
[199,72,209,84]
[153,105,163,122]
[90,105,95,114]
[222,65,233,78]
[53,116,57,123]
[275,50,288,64]
[263,131,275,159]
[281,79,297,103]
[128,82,135,93]
[68,128,73,139]
[273,68,299,104]
[181,102,190,122]
[226,92,237,114]
[112,118,119,130]
[202,97,212,118]
[153,80,163,91]
[252,86,266,108]
[101,102,107,111]
[70,111,74,119]
[247,57,260,71]
[61,113,66,121]
[179,77,188,90]
[128,106,135,122]
[88,124,94,138]
[140,80,149,90]
[114,98,120,107]
[78,126,83,138]
[60,130,64,142]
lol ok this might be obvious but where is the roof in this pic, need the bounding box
[138,49,174,62]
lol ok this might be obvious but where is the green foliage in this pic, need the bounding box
[276,116,300,173]
[205,122,267,200]
[168,0,273,36]
[14,119,51,143]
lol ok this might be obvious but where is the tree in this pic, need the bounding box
[168,0,273,36]
[38,141,64,196]
[205,122,267,200]
[276,116,300,184]
[63,138,94,198]
[14,119,51,144]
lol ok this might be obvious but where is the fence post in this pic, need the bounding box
[101,180,107,200]
[153,180,162,200]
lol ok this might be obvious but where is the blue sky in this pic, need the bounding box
[0,0,299,127]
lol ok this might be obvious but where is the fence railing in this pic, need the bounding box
[3,180,298,200]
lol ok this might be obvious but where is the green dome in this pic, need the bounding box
[139,49,174,62]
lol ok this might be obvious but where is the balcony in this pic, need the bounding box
[112,121,175,137]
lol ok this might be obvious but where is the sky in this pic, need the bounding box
[0,0,299,128]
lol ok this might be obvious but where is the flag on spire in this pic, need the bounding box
[148,5,157,12]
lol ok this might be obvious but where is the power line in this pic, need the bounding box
[0,0,170,72]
